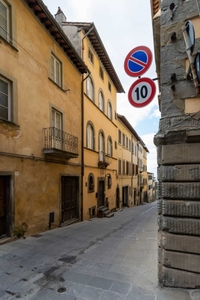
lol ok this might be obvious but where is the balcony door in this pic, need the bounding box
[52,108,62,149]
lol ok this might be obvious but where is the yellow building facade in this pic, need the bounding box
[117,115,149,207]
[55,11,125,219]
[0,0,88,238]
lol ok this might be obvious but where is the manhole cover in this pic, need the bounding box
[57,287,67,293]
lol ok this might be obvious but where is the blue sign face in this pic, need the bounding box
[129,50,148,73]
[124,46,152,77]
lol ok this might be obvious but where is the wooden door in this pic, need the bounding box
[98,180,104,207]
[61,176,78,223]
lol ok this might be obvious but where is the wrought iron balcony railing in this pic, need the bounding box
[43,127,78,159]
[98,151,111,168]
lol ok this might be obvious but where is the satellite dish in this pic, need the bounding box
[185,20,195,54]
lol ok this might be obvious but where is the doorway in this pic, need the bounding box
[116,186,120,208]
[122,186,129,207]
[98,180,105,207]
[0,176,11,238]
[61,176,79,224]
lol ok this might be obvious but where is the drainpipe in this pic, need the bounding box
[80,24,94,221]
[81,72,90,221]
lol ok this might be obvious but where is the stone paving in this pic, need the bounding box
[0,203,157,299]
[0,202,200,299]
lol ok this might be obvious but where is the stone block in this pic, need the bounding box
[162,250,200,273]
[162,182,200,199]
[158,165,200,182]
[161,143,200,165]
[160,216,200,235]
[162,232,200,254]
[161,200,200,217]
[162,266,200,288]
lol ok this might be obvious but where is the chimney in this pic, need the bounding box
[55,7,66,26]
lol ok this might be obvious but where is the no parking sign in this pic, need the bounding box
[124,46,156,108]
[124,46,152,77]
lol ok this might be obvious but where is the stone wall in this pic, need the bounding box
[154,0,200,288]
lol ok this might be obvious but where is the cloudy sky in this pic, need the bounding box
[45,0,160,178]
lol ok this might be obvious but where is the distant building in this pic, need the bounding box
[117,114,149,207]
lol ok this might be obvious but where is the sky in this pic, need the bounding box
[45,0,160,178]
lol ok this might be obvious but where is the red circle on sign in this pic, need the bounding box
[128,77,156,108]
[124,46,153,77]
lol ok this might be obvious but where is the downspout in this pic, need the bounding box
[81,72,90,221]
[80,23,94,221]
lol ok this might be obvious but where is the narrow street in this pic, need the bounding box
[0,202,157,300]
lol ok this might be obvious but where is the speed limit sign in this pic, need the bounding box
[128,77,156,108]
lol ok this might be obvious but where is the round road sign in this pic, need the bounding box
[124,46,153,77]
[128,77,156,108]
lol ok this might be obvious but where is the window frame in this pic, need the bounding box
[107,136,112,157]
[86,122,95,150]
[99,66,104,81]
[107,101,112,120]
[0,75,11,121]
[98,90,104,112]
[86,77,94,101]
[50,53,62,88]
[0,0,10,42]
[88,48,94,64]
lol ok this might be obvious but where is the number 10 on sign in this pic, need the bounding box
[128,77,156,108]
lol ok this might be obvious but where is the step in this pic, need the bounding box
[105,212,114,218]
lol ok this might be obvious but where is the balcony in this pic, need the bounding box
[98,151,111,169]
[43,127,78,159]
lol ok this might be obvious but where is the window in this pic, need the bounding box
[51,108,62,149]
[108,81,111,92]
[118,130,121,144]
[99,131,104,153]
[123,133,125,146]
[51,54,62,87]
[123,160,125,175]
[86,77,94,101]
[0,76,11,121]
[86,122,94,150]
[52,108,62,129]
[107,136,112,157]
[132,142,134,154]
[88,48,94,64]
[98,91,104,112]
[126,137,128,149]
[99,66,104,80]
[107,174,112,189]
[107,101,112,120]
[0,0,10,41]
[88,173,95,193]
[118,159,121,174]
